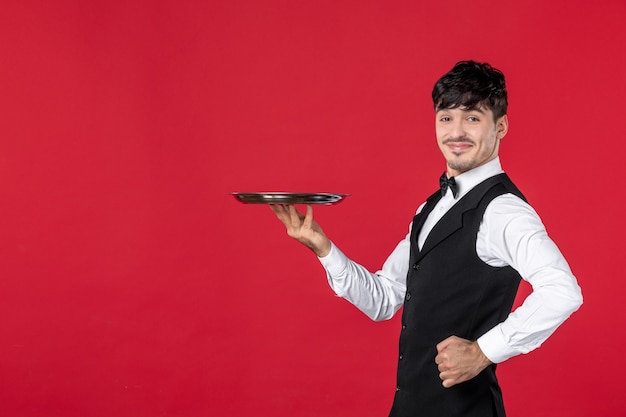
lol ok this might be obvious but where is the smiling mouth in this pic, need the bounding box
[446,141,473,152]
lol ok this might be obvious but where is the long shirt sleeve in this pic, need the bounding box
[475,194,583,362]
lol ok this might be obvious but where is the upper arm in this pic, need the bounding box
[481,194,581,300]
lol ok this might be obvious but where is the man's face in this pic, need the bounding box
[435,106,508,177]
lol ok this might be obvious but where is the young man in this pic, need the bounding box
[270,61,582,417]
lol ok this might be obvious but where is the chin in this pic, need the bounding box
[447,160,476,174]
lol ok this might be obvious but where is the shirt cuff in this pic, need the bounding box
[477,326,522,364]
[317,242,349,276]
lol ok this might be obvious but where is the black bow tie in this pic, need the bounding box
[439,173,458,198]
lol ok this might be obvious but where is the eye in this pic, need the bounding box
[439,116,451,122]
[467,116,480,122]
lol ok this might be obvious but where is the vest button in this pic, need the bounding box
[399,353,404,360]
[396,386,400,392]
[412,263,419,270]
[405,292,411,301]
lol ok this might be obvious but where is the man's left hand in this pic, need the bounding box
[435,335,493,388]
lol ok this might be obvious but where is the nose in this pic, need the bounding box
[449,118,466,139]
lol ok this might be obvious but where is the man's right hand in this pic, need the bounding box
[270,204,331,257]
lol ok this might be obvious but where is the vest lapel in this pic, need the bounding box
[410,191,441,256]
[417,210,464,261]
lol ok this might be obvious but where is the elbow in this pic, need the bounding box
[372,314,393,322]
[572,285,584,313]
[370,309,393,322]
[563,282,584,317]
[370,302,402,322]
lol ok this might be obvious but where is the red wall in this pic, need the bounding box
[1,1,624,416]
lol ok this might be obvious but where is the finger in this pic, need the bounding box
[435,354,450,371]
[270,203,285,215]
[442,378,456,388]
[439,370,449,384]
[287,205,303,226]
[270,204,289,223]
[302,205,313,229]
[436,335,456,352]
[439,369,459,388]
[272,204,294,221]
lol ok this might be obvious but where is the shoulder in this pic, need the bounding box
[479,193,552,266]
[483,193,545,231]
[487,192,535,212]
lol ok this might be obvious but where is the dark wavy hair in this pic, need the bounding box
[432,61,508,121]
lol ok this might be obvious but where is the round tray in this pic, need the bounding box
[231,192,348,205]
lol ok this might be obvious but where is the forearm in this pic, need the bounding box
[478,267,582,362]
[318,242,407,321]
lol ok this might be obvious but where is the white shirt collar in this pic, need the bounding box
[448,157,504,200]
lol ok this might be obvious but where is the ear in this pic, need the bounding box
[496,115,509,140]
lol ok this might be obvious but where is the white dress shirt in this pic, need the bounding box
[318,157,583,363]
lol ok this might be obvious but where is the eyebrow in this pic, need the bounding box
[436,106,486,114]
[459,106,486,114]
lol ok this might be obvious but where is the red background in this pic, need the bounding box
[1,1,624,416]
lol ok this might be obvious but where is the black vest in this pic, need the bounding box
[389,174,526,417]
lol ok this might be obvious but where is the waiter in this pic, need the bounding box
[270,61,583,417]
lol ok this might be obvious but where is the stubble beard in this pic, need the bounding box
[447,157,477,174]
